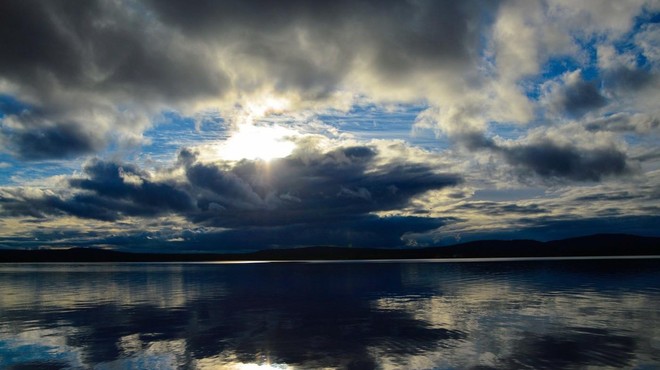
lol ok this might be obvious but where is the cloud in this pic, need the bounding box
[454,201,548,216]
[603,64,657,94]
[1,118,104,160]
[177,215,448,250]
[1,141,460,248]
[585,113,659,133]
[1,1,658,249]
[573,190,642,203]
[419,1,658,144]
[69,160,195,213]
[1,1,656,161]
[500,139,630,182]
[635,22,660,62]
[548,0,654,37]
[596,43,660,122]
[0,159,195,221]
[445,125,632,183]
[144,0,494,85]
[183,143,460,228]
[0,0,500,158]
[544,71,607,118]
[419,173,660,244]
[0,1,227,102]
[0,0,227,159]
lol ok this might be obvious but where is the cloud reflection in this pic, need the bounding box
[0,261,659,369]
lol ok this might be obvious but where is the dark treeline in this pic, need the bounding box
[0,234,658,263]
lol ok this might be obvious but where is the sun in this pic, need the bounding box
[218,124,297,161]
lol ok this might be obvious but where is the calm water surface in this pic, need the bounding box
[0,259,659,369]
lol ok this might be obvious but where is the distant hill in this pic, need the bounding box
[0,234,658,263]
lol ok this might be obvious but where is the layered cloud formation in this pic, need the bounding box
[1,140,458,249]
[0,0,658,250]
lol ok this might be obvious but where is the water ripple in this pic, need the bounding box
[0,260,658,369]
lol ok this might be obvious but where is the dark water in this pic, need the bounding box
[0,259,659,370]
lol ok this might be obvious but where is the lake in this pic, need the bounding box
[1,259,659,369]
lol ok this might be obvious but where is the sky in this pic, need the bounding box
[0,0,659,252]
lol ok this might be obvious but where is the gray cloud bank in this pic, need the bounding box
[0,0,497,160]
[1,1,657,161]
[459,131,632,182]
[0,0,658,249]
[0,142,460,249]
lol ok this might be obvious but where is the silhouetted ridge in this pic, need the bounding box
[0,234,657,262]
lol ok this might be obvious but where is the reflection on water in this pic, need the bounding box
[0,260,659,369]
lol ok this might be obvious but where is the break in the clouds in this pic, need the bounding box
[0,0,659,250]
[0,0,494,160]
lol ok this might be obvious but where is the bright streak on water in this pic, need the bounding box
[0,259,659,369]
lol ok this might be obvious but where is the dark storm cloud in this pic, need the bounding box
[0,1,226,102]
[0,0,227,160]
[0,189,120,221]
[0,159,194,221]
[0,192,53,219]
[603,65,657,92]
[454,130,632,182]
[182,145,460,227]
[2,120,103,160]
[66,160,195,217]
[0,144,460,248]
[0,0,499,160]
[0,97,107,159]
[179,215,448,250]
[553,78,607,117]
[75,161,192,212]
[144,0,496,86]
[501,140,630,182]
[0,1,87,89]
[456,131,498,151]
[0,0,496,99]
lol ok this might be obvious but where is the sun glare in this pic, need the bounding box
[235,363,291,370]
[246,96,290,118]
[196,359,292,370]
[218,125,297,161]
